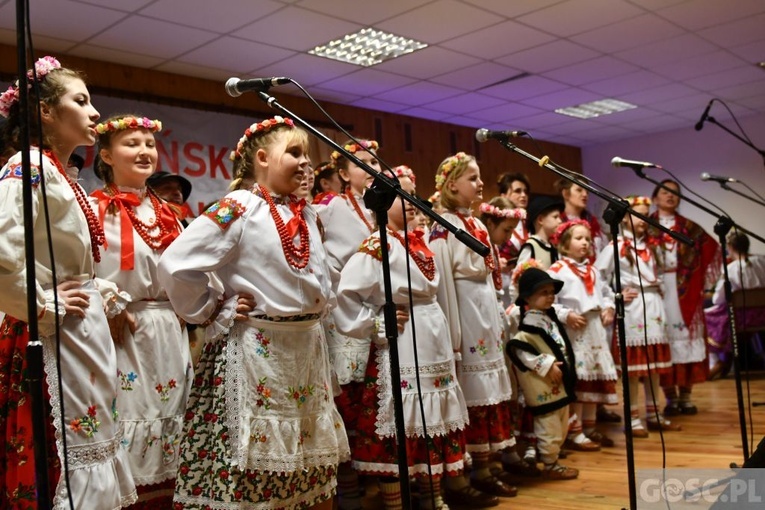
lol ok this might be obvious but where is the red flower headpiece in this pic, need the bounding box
[330,140,379,167]
[392,164,416,184]
[551,219,590,246]
[230,116,295,161]
[512,259,541,290]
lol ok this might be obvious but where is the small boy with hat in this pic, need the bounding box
[506,267,579,480]
[517,196,564,269]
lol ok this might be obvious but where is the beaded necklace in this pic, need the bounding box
[388,228,436,281]
[45,150,105,262]
[259,185,311,269]
[491,244,503,291]
[345,190,374,233]
[109,184,173,250]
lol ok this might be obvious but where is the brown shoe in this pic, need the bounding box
[502,459,541,478]
[564,437,601,452]
[542,463,579,480]
[586,430,615,447]
[630,426,649,438]
[471,475,518,497]
[647,417,682,431]
[596,406,622,423]
[444,485,499,508]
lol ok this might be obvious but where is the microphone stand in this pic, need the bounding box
[704,116,765,167]
[716,182,765,208]
[491,139,690,510]
[626,172,765,462]
[255,89,489,510]
[16,1,52,508]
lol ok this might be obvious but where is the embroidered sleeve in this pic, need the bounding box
[429,222,448,242]
[0,161,41,187]
[358,236,385,261]
[202,198,245,230]
[548,261,563,273]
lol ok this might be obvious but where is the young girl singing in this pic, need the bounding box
[158,116,349,509]
[429,153,516,507]
[548,220,618,449]
[595,196,676,436]
[0,56,136,508]
[335,172,469,510]
[91,114,190,506]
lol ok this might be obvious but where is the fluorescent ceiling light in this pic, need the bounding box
[309,28,428,67]
[555,99,638,119]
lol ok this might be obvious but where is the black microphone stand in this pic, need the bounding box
[627,172,765,462]
[255,89,489,509]
[715,182,765,208]
[15,1,52,508]
[704,115,765,168]
[489,139,690,510]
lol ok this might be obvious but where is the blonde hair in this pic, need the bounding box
[229,125,309,191]
[437,152,476,211]
[479,196,513,227]
[555,221,591,256]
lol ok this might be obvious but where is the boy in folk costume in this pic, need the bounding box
[506,268,579,480]
[517,195,564,270]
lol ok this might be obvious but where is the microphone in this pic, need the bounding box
[694,99,713,131]
[225,77,290,97]
[611,157,660,169]
[700,172,737,183]
[475,128,528,143]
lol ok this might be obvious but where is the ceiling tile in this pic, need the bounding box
[375,81,462,106]
[69,44,165,70]
[0,28,77,53]
[317,69,417,97]
[497,40,601,74]
[520,88,603,110]
[480,76,568,101]
[251,53,359,87]
[423,93,506,115]
[649,93,711,114]
[373,47,481,80]
[511,112,579,130]
[141,0,284,33]
[685,65,765,92]
[350,97,411,113]
[618,83,700,105]
[543,56,641,86]
[153,61,233,82]
[0,0,126,41]
[516,0,644,37]
[462,0,564,17]
[292,86,363,104]
[296,0,432,25]
[728,40,765,62]
[375,0,503,44]
[615,33,719,67]
[430,62,525,91]
[442,115,485,129]
[466,102,545,123]
[70,0,154,12]
[715,80,765,102]
[581,71,670,96]
[698,12,765,48]
[87,16,218,59]
[656,0,765,31]
[652,50,749,81]
[440,20,556,60]
[178,37,296,75]
[399,107,453,122]
[232,5,361,51]
[570,13,684,53]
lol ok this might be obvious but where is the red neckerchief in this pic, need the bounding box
[620,237,651,262]
[91,188,142,270]
[406,229,434,259]
[285,197,307,239]
[456,212,495,272]
[561,257,595,295]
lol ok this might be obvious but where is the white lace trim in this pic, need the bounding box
[65,436,121,469]
[174,477,335,510]
[104,290,131,319]
[399,360,454,376]
[465,438,515,452]
[460,357,507,373]
[575,391,619,405]
[225,322,246,468]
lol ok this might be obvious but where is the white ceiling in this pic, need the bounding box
[1,0,764,147]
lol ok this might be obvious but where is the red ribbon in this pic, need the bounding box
[285,198,307,239]
[561,258,595,295]
[465,217,490,248]
[91,189,141,270]
[407,229,434,259]
[156,202,183,248]
[620,238,651,262]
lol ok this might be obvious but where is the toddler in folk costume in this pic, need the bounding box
[506,267,578,480]
[334,170,470,510]
[547,220,618,450]
[429,152,517,507]
[158,116,349,510]
[595,196,677,436]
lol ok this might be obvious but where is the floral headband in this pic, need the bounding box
[0,56,61,118]
[392,164,416,184]
[428,191,441,204]
[512,259,541,290]
[434,152,471,192]
[551,219,590,246]
[95,116,162,135]
[313,162,334,177]
[330,140,379,166]
[229,116,295,161]
[479,202,526,221]
[626,195,651,207]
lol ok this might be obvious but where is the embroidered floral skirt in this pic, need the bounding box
[565,310,619,404]
[352,345,466,479]
[173,318,349,509]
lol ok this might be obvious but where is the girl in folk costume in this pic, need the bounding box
[555,178,608,258]
[496,173,531,278]
[649,179,720,416]
[548,220,618,449]
[429,153,517,505]
[0,56,137,508]
[157,117,349,510]
[316,139,380,510]
[312,161,343,206]
[295,156,315,201]
[90,115,190,507]
[392,165,429,237]
[595,196,676,437]
[334,174,471,510]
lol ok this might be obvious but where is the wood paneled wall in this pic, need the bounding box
[1,44,581,200]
